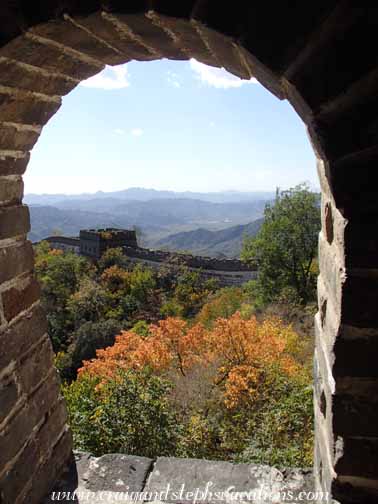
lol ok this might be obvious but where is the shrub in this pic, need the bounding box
[63,369,179,457]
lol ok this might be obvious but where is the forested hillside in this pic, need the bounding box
[155,218,264,257]
[34,185,319,469]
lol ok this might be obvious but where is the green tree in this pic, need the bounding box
[34,243,91,351]
[196,287,249,328]
[97,247,128,272]
[67,278,109,328]
[63,369,179,457]
[161,268,218,319]
[70,319,122,371]
[241,184,320,305]
[235,374,314,467]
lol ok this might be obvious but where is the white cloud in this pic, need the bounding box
[189,59,257,89]
[114,128,125,135]
[80,64,130,90]
[131,128,143,137]
[167,70,181,88]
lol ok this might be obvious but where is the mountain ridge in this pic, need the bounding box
[25,187,275,205]
[154,219,264,258]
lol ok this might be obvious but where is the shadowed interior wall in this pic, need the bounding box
[0,2,377,503]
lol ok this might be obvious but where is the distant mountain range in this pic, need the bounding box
[28,206,139,243]
[154,219,264,258]
[27,188,271,256]
[24,187,275,205]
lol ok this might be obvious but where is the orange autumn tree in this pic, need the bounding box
[80,312,304,408]
[205,315,302,408]
[80,317,208,379]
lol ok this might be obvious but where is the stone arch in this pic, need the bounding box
[0,3,377,503]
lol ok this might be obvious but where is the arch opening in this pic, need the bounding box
[24,57,318,481]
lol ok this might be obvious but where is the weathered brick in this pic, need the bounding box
[0,34,103,81]
[17,337,54,395]
[0,90,61,126]
[0,241,34,284]
[193,22,250,79]
[0,372,61,470]
[0,304,47,369]
[0,437,39,504]
[0,175,23,204]
[0,401,68,504]
[237,44,284,100]
[0,123,40,151]
[30,18,126,65]
[0,58,79,96]
[35,399,68,457]
[0,205,30,239]
[109,13,186,60]
[0,153,30,176]
[146,12,216,65]
[2,275,40,323]
[20,429,73,504]
[74,12,156,61]
[0,374,19,424]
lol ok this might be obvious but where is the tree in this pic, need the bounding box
[196,287,249,328]
[99,263,157,321]
[75,313,312,465]
[67,278,109,328]
[97,247,128,272]
[241,184,320,305]
[80,313,302,408]
[63,369,178,457]
[34,243,91,351]
[161,268,218,319]
[70,319,122,370]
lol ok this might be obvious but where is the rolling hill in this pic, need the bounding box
[28,195,269,244]
[154,218,264,258]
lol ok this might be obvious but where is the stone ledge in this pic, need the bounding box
[44,452,314,504]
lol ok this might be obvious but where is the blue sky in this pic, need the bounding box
[24,59,318,195]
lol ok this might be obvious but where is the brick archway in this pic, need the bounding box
[0,3,377,503]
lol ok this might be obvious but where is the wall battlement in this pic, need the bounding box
[43,229,257,287]
[79,228,138,259]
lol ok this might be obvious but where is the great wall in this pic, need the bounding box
[42,228,257,287]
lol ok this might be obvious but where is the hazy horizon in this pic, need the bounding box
[24,186,276,196]
[24,185,318,197]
